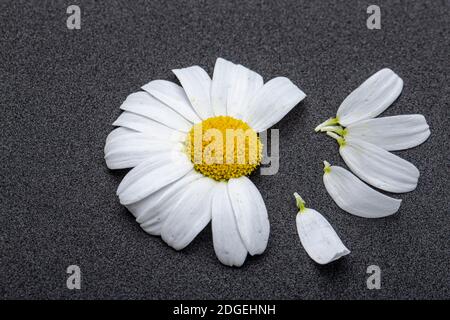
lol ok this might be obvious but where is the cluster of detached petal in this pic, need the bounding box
[294,69,430,266]
[316,68,430,218]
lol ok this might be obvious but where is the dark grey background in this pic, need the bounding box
[1,0,449,299]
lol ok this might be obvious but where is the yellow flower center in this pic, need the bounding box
[185,116,263,181]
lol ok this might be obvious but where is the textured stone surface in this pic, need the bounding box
[0,0,448,299]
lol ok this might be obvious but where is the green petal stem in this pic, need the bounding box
[294,192,306,213]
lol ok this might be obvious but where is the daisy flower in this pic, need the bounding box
[105,58,306,267]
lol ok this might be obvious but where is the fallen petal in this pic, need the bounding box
[345,114,430,151]
[339,137,420,193]
[337,68,403,126]
[322,161,402,218]
[294,193,350,265]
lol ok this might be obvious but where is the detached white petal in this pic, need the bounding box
[117,151,193,205]
[322,161,402,218]
[120,91,192,132]
[337,68,403,126]
[293,193,350,265]
[228,177,270,255]
[173,66,213,120]
[211,182,247,267]
[345,114,430,151]
[141,80,202,124]
[161,177,217,250]
[245,77,306,132]
[112,111,185,142]
[339,137,420,193]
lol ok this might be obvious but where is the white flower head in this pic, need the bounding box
[105,57,306,266]
[293,193,350,265]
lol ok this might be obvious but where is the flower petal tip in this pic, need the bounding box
[293,192,306,212]
[315,247,351,265]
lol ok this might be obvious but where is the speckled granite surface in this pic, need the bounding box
[0,0,449,299]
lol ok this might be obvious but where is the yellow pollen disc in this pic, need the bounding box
[185,116,263,181]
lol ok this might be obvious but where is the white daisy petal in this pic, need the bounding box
[161,177,217,250]
[323,161,402,218]
[117,151,193,205]
[339,137,420,193]
[173,66,213,120]
[105,131,181,170]
[210,58,236,116]
[120,91,192,132]
[141,80,202,123]
[293,193,350,265]
[226,64,264,120]
[337,68,403,126]
[227,177,270,256]
[105,127,137,145]
[112,111,185,142]
[245,77,306,132]
[126,171,202,236]
[105,128,146,169]
[345,114,430,151]
[212,182,247,267]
